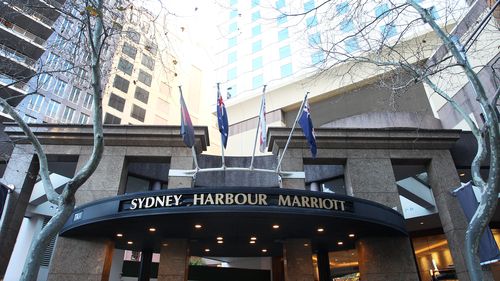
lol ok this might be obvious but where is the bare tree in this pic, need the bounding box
[278,0,499,280]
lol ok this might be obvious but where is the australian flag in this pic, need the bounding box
[217,83,229,148]
[298,100,317,158]
[179,88,195,148]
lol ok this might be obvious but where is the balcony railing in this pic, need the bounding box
[0,44,37,67]
[0,17,46,47]
[10,3,56,27]
[0,73,30,92]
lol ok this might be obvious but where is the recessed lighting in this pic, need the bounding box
[250,237,257,241]
[217,240,224,244]
[348,233,355,238]
[304,243,309,247]
[162,243,168,246]
[420,222,424,225]
[317,228,324,232]
[250,241,256,244]
[204,248,210,252]
[262,249,268,253]
[216,237,223,241]
[272,224,280,229]
[116,233,123,237]
[459,173,466,177]
[194,224,202,229]
[337,241,343,245]
[127,241,133,245]
[149,227,156,232]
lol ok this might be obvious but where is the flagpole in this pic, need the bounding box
[250,85,267,170]
[191,146,199,170]
[217,83,226,169]
[275,92,309,173]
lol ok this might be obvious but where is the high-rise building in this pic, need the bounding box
[0,0,63,107]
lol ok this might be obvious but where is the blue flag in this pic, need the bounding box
[217,83,229,148]
[454,182,500,264]
[298,100,317,158]
[179,87,195,148]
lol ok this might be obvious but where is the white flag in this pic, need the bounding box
[258,91,267,152]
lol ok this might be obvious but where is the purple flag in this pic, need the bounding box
[179,88,195,148]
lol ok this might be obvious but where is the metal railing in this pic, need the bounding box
[10,3,56,27]
[0,73,29,91]
[0,43,37,67]
[0,17,46,47]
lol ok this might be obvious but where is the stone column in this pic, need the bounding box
[47,147,126,281]
[157,239,189,281]
[279,149,305,189]
[345,157,419,281]
[0,146,37,278]
[316,250,331,281]
[283,239,314,281]
[427,151,494,281]
[168,148,194,188]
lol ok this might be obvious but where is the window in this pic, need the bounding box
[340,19,354,32]
[227,67,237,81]
[276,0,285,9]
[252,74,263,89]
[83,93,94,109]
[60,17,73,33]
[113,75,130,93]
[306,16,318,27]
[252,0,260,7]
[138,70,152,87]
[104,113,121,124]
[252,57,263,70]
[39,74,52,90]
[375,3,389,18]
[281,63,292,77]
[135,87,149,104]
[228,51,237,64]
[279,45,291,59]
[345,38,359,52]
[141,54,155,71]
[230,10,238,18]
[252,40,262,53]
[311,51,324,64]
[27,94,44,112]
[127,28,140,43]
[145,41,158,55]
[277,15,287,25]
[63,59,73,71]
[131,104,146,122]
[61,106,75,123]
[123,43,137,60]
[45,100,60,118]
[304,0,314,11]
[308,32,321,45]
[278,28,289,41]
[336,2,349,14]
[118,57,133,75]
[252,25,261,36]
[75,68,87,81]
[228,37,237,48]
[380,24,397,38]
[83,93,93,109]
[23,115,37,123]
[229,22,238,33]
[108,93,126,112]
[78,113,90,124]
[46,52,60,68]
[252,11,261,21]
[68,86,81,104]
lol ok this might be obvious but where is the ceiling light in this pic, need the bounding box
[337,241,343,245]
[116,233,123,237]
[420,222,424,225]
[459,173,466,177]
[194,224,202,229]
[317,228,324,232]
[127,241,133,245]
[272,224,280,229]
[262,249,268,253]
[217,240,224,244]
[162,243,168,246]
[250,241,256,244]
[250,237,257,241]
[216,237,223,241]
[149,227,156,232]
[204,248,210,252]
[348,233,355,238]
[304,243,309,247]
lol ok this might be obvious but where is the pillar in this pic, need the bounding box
[345,157,419,281]
[427,151,494,281]
[279,149,305,189]
[157,239,189,281]
[317,250,331,281]
[283,239,314,281]
[168,148,194,188]
[272,256,285,281]
[47,147,126,281]
[138,249,153,281]
[0,146,37,278]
